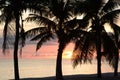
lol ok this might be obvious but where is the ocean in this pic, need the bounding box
[0,58,119,80]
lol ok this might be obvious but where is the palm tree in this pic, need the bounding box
[73,0,120,78]
[0,0,20,79]
[25,0,76,79]
[0,0,47,79]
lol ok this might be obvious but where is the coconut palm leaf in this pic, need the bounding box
[102,0,120,12]
[26,14,56,30]
[31,31,51,41]
[2,11,15,53]
[102,37,117,69]
[67,29,88,41]
[111,23,119,42]
[101,9,120,24]
[111,24,120,49]
[72,31,96,68]
[19,18,26,55]
[111,23,120,33]
[35,32,54,51]
[2,19,9,53]
[2,24,15,53]
[24,27,48,38]
[102,32,115,56]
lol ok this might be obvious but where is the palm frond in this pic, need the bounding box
[101,32,117,68]
[2,24,15,54]
[102,0,120,13]
[109,23,120,32]
[72,48,81,68]
[111,23,119,41]
[19,26,25,56]
[110,23,120,49]
[2,18,9,53]
[2,12,15,53]
[24,27,48,38]
[72,31,96,68]
[31,31,50,41]
[101,9,120,24]
[67,29,88,42]
[80,32,95,62]
[36,32,54,51]
[102,32,115,55]
[26,14,56,30]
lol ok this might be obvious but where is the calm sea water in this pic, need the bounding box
[0,58,120,80]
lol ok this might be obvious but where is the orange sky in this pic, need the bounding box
[0,40,75,59]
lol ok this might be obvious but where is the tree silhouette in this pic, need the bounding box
[0,0,46,79]
[72,0,120,78]
[25,0,75,79]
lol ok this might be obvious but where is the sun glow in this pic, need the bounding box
[63,51,73,59]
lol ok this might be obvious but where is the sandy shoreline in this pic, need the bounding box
[20,73,120,80]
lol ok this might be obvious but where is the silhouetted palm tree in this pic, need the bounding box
[0,0,20,79]
[0,0,46,80]
[25,0,76,79]
[73,0,120,78]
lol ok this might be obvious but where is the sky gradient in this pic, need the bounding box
[0,11,120,59]
[0,38,75,59]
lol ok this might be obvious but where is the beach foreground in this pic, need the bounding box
[21,73,120,80]
[1,59,120,80]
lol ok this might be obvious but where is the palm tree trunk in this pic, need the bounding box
[56,42,65,80]
[96,27,102,79]
[14,44,19,80]
[14,3,20,80]
[114,48,119,77]
[113,28,119,77]
[97,49,102,79]
[14,20,20,79]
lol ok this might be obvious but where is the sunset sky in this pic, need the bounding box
[0,11,76,59]
[0,11,120,59]
[0,37,75,59]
